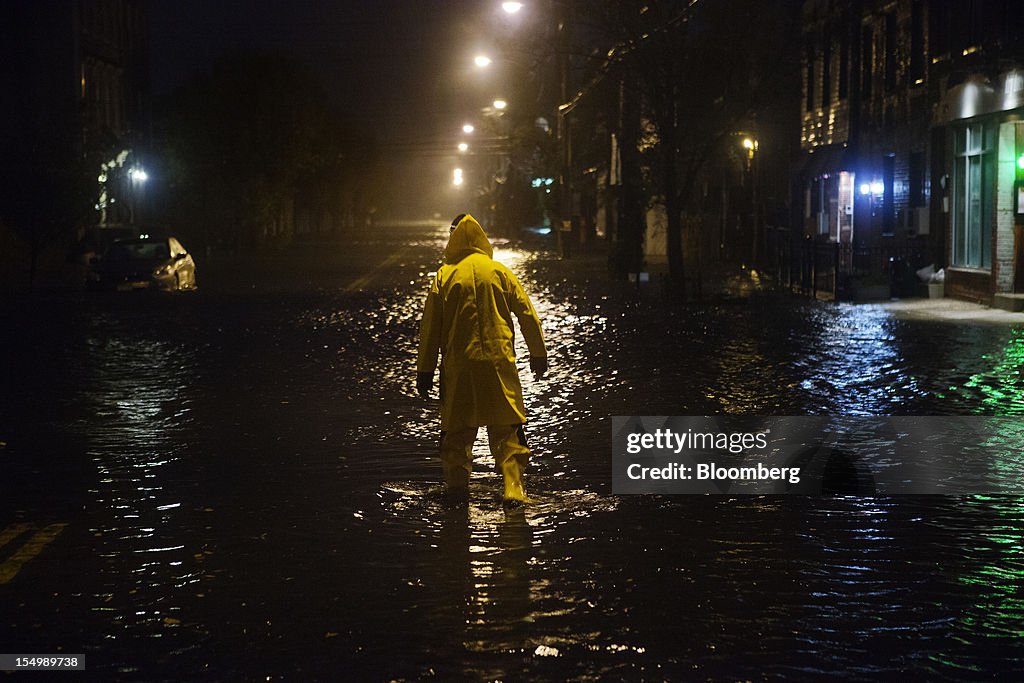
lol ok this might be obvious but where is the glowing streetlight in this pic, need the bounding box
[859,180,885,197]
[462,123,475,134]
[474,55,492,68]
[457,142,468,152]
[129,167,148,183]
[493,99,508,110]
[502,2,523,13]
[741,137,759,162]
[453,168,464,186]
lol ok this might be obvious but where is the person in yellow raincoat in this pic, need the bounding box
[417,213,548,505]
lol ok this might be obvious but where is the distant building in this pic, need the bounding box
[0,0,148,228]
[798,0,1024,303]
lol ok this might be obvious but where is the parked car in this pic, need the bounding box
[87,236,197,292]
[73,226,141,265]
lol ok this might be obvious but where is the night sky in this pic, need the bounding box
[147,0,512,143]
[147,0,541,218]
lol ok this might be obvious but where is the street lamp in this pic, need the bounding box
[453,168,464,186]
[502,2,523,13]
[742,137,759,168]
[458,142,469,153]
[471,53,533,79]
[463,123,475,134]
[493,99,508,110]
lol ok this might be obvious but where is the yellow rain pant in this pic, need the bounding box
[440,425,531,502]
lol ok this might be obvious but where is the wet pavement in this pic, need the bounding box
[2,222,1024,680]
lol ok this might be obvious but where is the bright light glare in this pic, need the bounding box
[493,99,508,110]
[129,168,148,182]
[870,181,884,195]
[462,123,475,134]
[474,55,492,68]
[458,142,468,152]
[859,183,871,196]
[502,2,523,14]
[453,168,464,186]
[742,138,754,150]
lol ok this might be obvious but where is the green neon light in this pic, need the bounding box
[1018,153,1024,171]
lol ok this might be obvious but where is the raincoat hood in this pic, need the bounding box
[444,214,493,263]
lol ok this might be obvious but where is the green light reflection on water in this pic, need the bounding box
[938,498,1024,679]
[957,330,1024,413]
[931,331,1024,670]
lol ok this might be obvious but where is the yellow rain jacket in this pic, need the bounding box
[418,215,547,431]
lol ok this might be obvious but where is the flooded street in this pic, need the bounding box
[2,223,1024,680]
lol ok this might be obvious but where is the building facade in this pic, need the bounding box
[798,0,1024,303]
[0,0,148,229]
[929,2,1024,302]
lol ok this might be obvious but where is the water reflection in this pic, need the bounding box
[6,223,1024,678]
[793,304,924,415]
[380,479,622,678]
[76,308,203,649]
[710,324,787,413]
[943,497,1024,673]
[949,328,1024,413]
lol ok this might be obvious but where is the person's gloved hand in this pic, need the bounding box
[530,356,548,378]
[416,372,433,397]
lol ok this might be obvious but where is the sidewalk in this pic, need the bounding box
[657,263,1024,325]
[872,297,1024,324]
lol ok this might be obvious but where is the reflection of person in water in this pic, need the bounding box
[788,444,877,495]
[435,505,534,672]
[417,214,548,506]
[820,448,877,495]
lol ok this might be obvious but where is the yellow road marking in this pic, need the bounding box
[0,523,33,550]
[0,523,68,584]
[342,251,406,293]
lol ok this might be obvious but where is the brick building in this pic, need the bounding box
[798,0,1024,303]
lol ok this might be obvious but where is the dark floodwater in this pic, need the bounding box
[2,223,1024,681]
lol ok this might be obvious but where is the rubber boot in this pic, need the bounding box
[440,428,475,499]
[489,425,532,506]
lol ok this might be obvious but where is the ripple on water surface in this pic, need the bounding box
[3,234,1024,678]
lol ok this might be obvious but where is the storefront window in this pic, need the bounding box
[952,124,993,269]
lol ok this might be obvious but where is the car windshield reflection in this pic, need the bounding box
[106,241,170,261]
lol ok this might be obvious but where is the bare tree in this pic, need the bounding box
[557,0,800,291]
